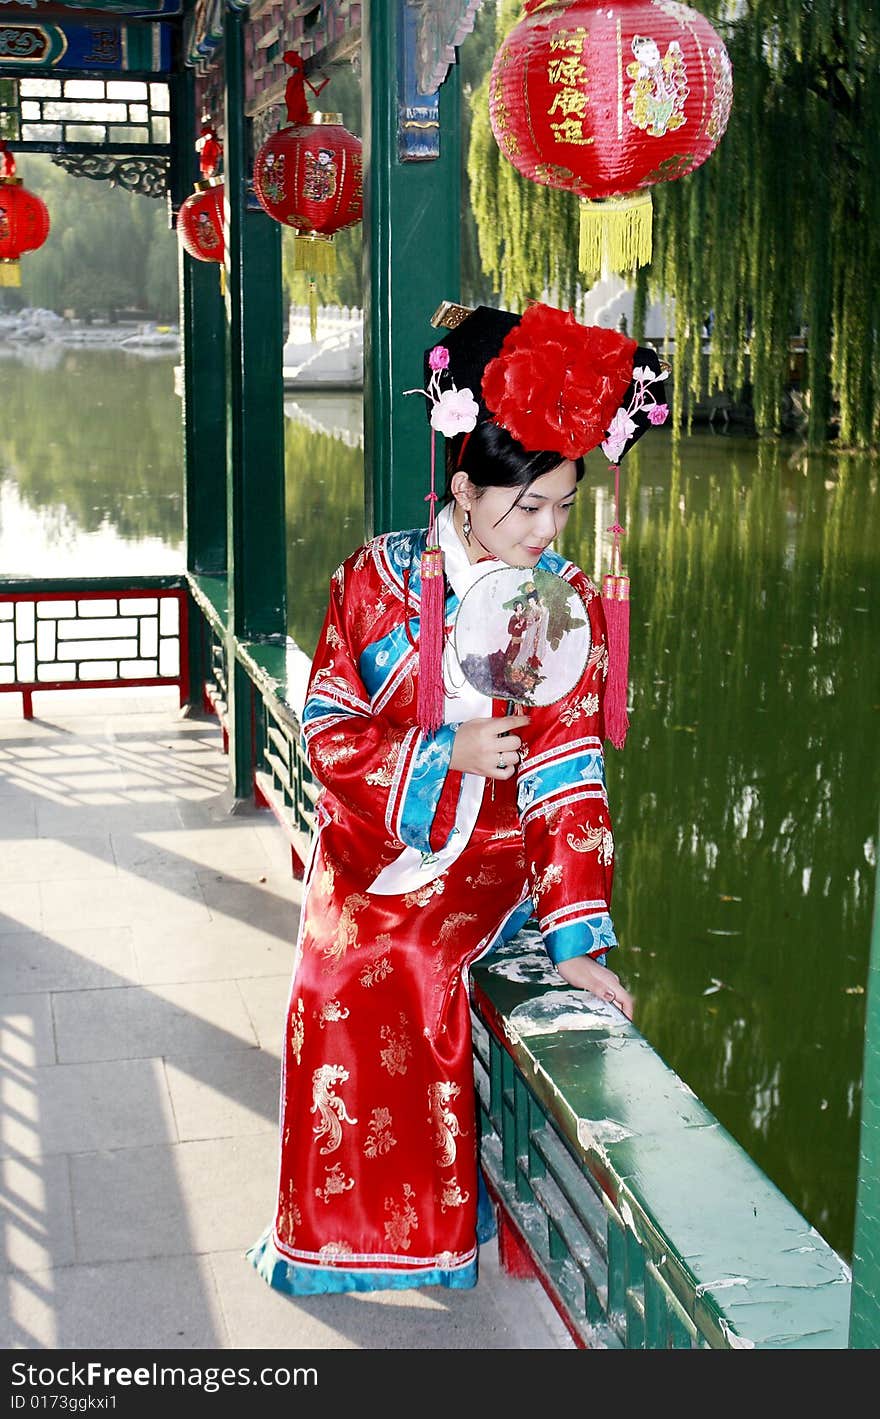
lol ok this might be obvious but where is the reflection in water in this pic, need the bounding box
[0,349,184,572]
[1,352,877,1260]
[568,433,879,1259]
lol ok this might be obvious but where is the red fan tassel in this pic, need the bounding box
[602,569,630,750]
[601,461,630,750]
[418,542,446,734]
[416,432,446,735]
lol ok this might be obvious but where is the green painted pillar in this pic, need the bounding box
[363,0,461,536]
[223,7,287,797]
[173,67,227,707]
[849,819,880,1346]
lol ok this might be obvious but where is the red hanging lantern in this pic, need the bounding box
[489,0,733,274]
[177,124,225,291]
[253,52,363,337]
[0,142,50,288]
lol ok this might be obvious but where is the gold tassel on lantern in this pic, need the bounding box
[0,260,21,288]
[578,191,653,277]
[294,233,336,342]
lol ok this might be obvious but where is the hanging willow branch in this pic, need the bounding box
[467,1,880,448]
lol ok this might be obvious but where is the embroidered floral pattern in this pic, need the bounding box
[316,739,358,769]
[364,1106,397,1158]
[277,1181,302,1243]
[428,1081,464,1167]
[289,997,305,1066]
[311,1064,358,1154]
[316,862,336,898]
[384,1183,418,1252]
[316,1000,350,1028]
[437,912,478,947]
[379,1013,413,1077]
[587,641,609,678]
[319,1240,354,1260]
[531,862,565,903]
[439,1178,470,1213]
[366,740,401,787]
[360,955,393,988]
[403,878,447,908]
[560,694,600,726]
[465,864,502,889]
[315,1162,355,1204]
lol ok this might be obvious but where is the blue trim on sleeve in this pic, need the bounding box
[543,913,618,965]
[398,724,460,854]
[358,621,417,698]
[517,749,606,814]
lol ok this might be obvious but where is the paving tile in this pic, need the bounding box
[35,802,185,835]
[40,871,210,931]
[163,1050,280,1141]
[1,994,55,1066]
[69,1136,279,1263]
[0,835,117,884]
[0,797,37,838]
[53,982,259,1063]
[235,975,292,1059]
[208,1239,573,1350]
[0,1058,176,1159]
[0,1254,228,1349]
[0,926,136,995]
[0,883,43,933]
[200,873,300,938]
[0,1153,76,1272]
[131,922,295,987]
[112,825,276,876]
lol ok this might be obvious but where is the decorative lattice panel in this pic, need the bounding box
[0,587,187,714]
[0,73,171,149]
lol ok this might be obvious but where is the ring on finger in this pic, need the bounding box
[496,754,506,771]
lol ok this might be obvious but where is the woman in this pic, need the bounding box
[248,302,663,1297]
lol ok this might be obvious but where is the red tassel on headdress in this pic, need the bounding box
[601,462,630,750]
[417,433,446,735]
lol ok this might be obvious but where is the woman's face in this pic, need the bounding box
[454,460,579,568]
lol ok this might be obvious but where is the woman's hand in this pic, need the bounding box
[555,954,635,1022]
[450,713,531,779]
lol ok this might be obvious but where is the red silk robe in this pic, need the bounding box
[248,506,618,1295]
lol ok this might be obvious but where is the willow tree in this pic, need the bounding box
[467,1,880,448]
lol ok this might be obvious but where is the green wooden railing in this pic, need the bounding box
[470,940,851,1349]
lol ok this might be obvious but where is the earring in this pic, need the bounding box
[462,510,471,542]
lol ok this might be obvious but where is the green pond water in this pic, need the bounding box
[1,347,877,1260]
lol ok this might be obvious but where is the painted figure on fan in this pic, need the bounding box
[248,301,666,1298]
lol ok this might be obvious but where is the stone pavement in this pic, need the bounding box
[0,688,572,1351]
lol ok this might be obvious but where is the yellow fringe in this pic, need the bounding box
[308,277,318,341]
[0,260,21,288]
[219,265,226,297]
[294,233,336,276]
[578,192,653,277]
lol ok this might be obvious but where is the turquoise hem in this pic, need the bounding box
[246,1227,479,1296]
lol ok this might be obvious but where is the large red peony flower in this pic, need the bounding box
[481,304,637,459]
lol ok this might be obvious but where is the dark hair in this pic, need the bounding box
[444,419,585,507]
